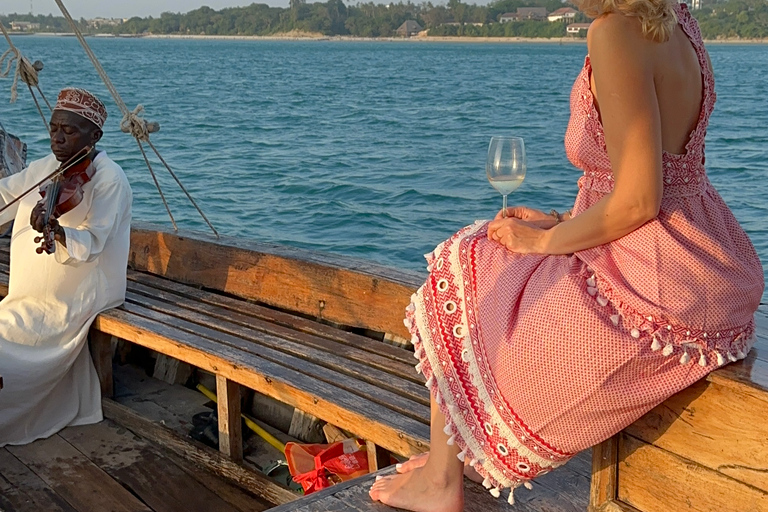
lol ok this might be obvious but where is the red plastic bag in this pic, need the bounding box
[285,438,369,494]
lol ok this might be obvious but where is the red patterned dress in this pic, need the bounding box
[405,3,763,503]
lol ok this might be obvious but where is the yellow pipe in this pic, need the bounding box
[196,383,287,454]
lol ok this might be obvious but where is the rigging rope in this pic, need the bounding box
[0,22,52,130]
[52,0,219,238]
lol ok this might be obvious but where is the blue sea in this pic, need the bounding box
[2,37,767,297]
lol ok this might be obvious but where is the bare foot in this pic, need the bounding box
[369,466,464,512]
[398,452,484,484]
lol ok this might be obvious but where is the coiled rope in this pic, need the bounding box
[52,0,219,237]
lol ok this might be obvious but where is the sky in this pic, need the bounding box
[1,0,294,18]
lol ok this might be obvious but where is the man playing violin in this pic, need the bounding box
[0,88,132,446]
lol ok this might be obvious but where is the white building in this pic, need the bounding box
[548,7,578,22]
[10,22,40,31]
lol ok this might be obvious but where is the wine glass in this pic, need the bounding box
[486,136,526,218]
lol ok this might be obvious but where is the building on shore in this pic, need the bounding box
[396,20,423,38]
[548,7,578,22]
[567,22,592,36]
[88,18,128,28]
[500,7,548,22]
[10,22,40,31]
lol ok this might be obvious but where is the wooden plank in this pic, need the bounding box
[59,421,265,512]
[128,223,422,340]
[617,433,768,512]
[0,449,77,512]
[289,409,325,444]
[6,435,153,512]
[93,309,429,457]
[365,442,391,473]
[101,399,297,506]
[117,300,430,428]
[126,270,417,367]
[88,328,114,398]
[625,378,768,492]
[126,276,420,381]
[217,375,244,463]
[152,354,193,385]
[122,290,429,409]
[589,436,618,510]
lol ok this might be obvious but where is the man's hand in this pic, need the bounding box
[30,203,66,247]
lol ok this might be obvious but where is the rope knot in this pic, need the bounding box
[0,47,41,103]
[121,105,151,141]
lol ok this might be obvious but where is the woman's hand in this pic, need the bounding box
[487,216,548,254]
[494,206,558,229]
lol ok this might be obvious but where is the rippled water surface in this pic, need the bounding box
[3,37,767,297]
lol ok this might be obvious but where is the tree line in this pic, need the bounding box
[1,0,766,39]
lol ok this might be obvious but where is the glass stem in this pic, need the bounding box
[502,194,508,218]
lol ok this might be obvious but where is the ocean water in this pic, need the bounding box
[2,37,767,298]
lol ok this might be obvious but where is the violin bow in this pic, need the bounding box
[0,145,92,218]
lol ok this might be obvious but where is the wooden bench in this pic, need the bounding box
[589,307,768,512]
[0,222,429,474]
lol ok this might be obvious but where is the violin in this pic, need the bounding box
[33,146,95,254]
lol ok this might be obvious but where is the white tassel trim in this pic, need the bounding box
[597,296,609,307]
[610,314,620,326]
[630,328,640,338]
[698,350,707,367]
[728,351,738,362]
[524,481,533,490]
[679,350,691,365]
[507,490,515,505]
[443,424,453,436]
[469,458,478,467]
[457,450,466,462]
[435,390,443,406]
[586,275,596,287]
[716,351,726,366]
[662,343,674,357]
[587,286,598,296]
[490,488,501,498]
[405,303,415,313]
[482,478,492,489]
[651,337,662,351]
[447,435,455,446]
[415,362,423,374]
[425,375,435,389]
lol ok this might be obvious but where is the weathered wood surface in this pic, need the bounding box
[217,375,245,463]
[589,436,618,511]
[102,399,297,506]
[617,433,768,512]
[0,420,272,512]
[6,435,153,512]
[270,450,592,512]
[128,222,423,340]
[591,306,768,512]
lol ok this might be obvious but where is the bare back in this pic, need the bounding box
[589,16,709,156]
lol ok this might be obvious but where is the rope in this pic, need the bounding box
[0,22,42,104]
[53,0,219,238]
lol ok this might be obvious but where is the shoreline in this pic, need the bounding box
[19,32,768,44]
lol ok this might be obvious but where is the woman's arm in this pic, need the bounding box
[489,15,664,255]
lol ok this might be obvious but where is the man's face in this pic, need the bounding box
[49,110,101,162]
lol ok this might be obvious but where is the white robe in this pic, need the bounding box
[0,151,131,446]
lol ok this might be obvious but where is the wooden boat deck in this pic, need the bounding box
[0,418,273,512]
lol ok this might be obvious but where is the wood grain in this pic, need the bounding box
[217,375,244,463]
[617,433,768,512]
[88,328,114,398]
[625,378,768,492]
[0,448,77,512]
[92,306,430,457]
[58,421,262,512]
[6,435,153,512]
[127,223,422,340]
[589,436,618,510]
[102,398,297,506]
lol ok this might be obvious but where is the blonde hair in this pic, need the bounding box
[574,0,678,42]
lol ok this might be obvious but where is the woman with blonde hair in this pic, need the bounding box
[369,0,764,510]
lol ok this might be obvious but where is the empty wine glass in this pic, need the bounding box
[486,136,526,218]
